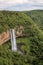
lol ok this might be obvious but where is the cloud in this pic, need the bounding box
[0,0,43,11]
[0,0,28,5]
[6,3,43,11]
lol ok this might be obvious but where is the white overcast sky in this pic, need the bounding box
[0,0,43,11]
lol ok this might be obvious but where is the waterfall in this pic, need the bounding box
[10,29,17,51]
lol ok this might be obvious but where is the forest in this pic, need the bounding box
[0,10,43,65]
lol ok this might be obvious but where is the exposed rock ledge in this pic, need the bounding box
[0,26,24,45]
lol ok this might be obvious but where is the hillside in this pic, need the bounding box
[0,11,43,65]
[25,10,43,31]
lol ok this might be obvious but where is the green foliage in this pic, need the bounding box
[25,10,43,31]
[0,10,43,65]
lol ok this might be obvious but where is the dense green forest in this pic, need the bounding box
[24,10,43,31]
[0,10,43,65]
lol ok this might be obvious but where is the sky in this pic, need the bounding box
[0,0,43,11]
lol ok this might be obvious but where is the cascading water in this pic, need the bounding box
[10,29,17,51]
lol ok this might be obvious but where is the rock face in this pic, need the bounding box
[15,26,24,37]
[0,27,24,45]
[0,30,10,45]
